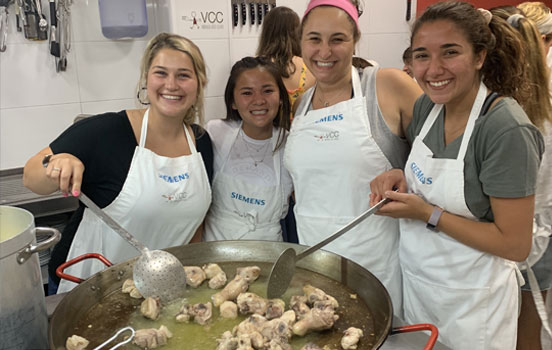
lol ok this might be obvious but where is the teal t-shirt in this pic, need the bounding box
[407,95,544,222]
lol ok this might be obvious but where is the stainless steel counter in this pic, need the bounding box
[0,168,78,217]
[46,294,449,349]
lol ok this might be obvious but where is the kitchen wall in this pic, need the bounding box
[0,0,415,170]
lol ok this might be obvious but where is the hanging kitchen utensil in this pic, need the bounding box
[48,0,59,57]
[22,0,40,40]
[0,0,11,52]
[33,0,46,32]
[232,0,238,27]
[267,195,393,299]
[78,193,188,303]
[248,0,255,25]
[240,0,246,26]
[15,0,23,31]
[256,0,262,25]
[406,0,412,21]
[56,0,70,71]
[263,0,268,16]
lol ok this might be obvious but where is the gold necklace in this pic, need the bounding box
[316,85,352,108]
[240,131,271,167]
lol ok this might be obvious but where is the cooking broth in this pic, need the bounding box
[69,262,377,349]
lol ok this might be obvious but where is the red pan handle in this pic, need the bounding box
[56,253,113,284]
[391,323,439,350]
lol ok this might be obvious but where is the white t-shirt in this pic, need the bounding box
[206,118,294,219]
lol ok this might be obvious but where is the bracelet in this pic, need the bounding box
[426,206,444,232]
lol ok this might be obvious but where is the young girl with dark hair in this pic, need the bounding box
[203,57,293,242]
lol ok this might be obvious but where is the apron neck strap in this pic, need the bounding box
[457,81,487,159]
[298,67,362,116]
[139,108,198,154]
[139,109,149,147]
[418,81,488,160]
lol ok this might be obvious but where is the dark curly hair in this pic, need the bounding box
[411,1,530,105]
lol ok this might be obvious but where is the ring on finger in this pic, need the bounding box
[52,168,61,172]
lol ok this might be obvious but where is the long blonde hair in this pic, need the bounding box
[137,33,208,126]
[518,2,552,35]
[492,6,552,130]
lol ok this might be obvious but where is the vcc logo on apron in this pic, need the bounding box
[159,171,192,203]
[314,130,340,142]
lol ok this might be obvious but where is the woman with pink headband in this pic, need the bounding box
[283,0,422,317]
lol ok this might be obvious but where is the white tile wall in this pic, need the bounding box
[75,40,147,102]
[204,96,227,122]
[0,104,81,169]
[0,0,413,170]
[364,0,414,34]
[0,42,80,109]
[81,99,141,116]
[229,37,259,64]
[360,33,411,69]
[195,39,232,98]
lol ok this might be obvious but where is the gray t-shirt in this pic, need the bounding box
[408,95,544,222]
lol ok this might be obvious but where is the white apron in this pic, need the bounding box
[204,124,284,241]
[400,82,519,349]
[284,67,402,314]
[58,109,212,293]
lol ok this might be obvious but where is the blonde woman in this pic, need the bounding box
[505,3,552,349]
[23,33,213,295]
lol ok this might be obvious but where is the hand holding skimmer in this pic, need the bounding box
[79,193,187,303]
[266,196,392,299]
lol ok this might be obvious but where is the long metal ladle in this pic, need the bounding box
[266,196,392,299]
[79,193,187,303]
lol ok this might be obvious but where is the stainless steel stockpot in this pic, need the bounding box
[0,205,61,350]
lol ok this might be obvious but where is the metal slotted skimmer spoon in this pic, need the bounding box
[79,193,187,303]
[267,196,393,299]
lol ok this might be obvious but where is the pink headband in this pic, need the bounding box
[304,0,359,27]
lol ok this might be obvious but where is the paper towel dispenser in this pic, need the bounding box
[98,0,148,39]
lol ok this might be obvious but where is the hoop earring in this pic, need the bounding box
[137,87,150,105]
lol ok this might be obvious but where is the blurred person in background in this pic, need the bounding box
[494,3,552,349]
[402,46,413,77]
[257,6,316,113]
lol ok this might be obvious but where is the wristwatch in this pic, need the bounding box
[426,206,444,232]
[42,154,53,168]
